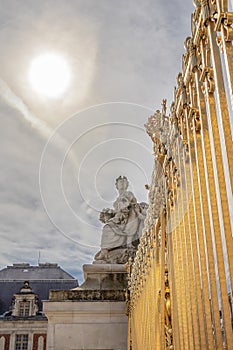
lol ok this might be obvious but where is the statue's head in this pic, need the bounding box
[115,176,129,191]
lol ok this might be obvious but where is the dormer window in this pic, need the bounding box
[19,301,30,317]
[11,281,39,317]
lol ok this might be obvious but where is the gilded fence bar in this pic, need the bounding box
[127,1,233,349]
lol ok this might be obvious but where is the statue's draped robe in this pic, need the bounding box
[101,191,141,249]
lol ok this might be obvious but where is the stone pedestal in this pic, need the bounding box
[80,263,127,290]
[43,264,128,350]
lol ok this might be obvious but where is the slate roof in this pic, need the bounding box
[0,263,75,280]
[0,263,79,315]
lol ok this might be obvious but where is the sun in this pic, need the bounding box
[29,53,71,98]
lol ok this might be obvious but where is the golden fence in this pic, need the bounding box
[127,1,233,349]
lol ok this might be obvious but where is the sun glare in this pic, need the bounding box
[29,53,70,98]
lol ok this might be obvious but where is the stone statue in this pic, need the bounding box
[94,176,148,264]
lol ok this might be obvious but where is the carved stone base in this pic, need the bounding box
[76,263,127,291]
[93,247,137,264]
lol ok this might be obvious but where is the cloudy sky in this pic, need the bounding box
[0,1,194,282]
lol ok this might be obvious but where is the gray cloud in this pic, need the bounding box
[0,1,194,281]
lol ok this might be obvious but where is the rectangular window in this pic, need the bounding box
[15,334,28,350]
[19,301,30,317]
